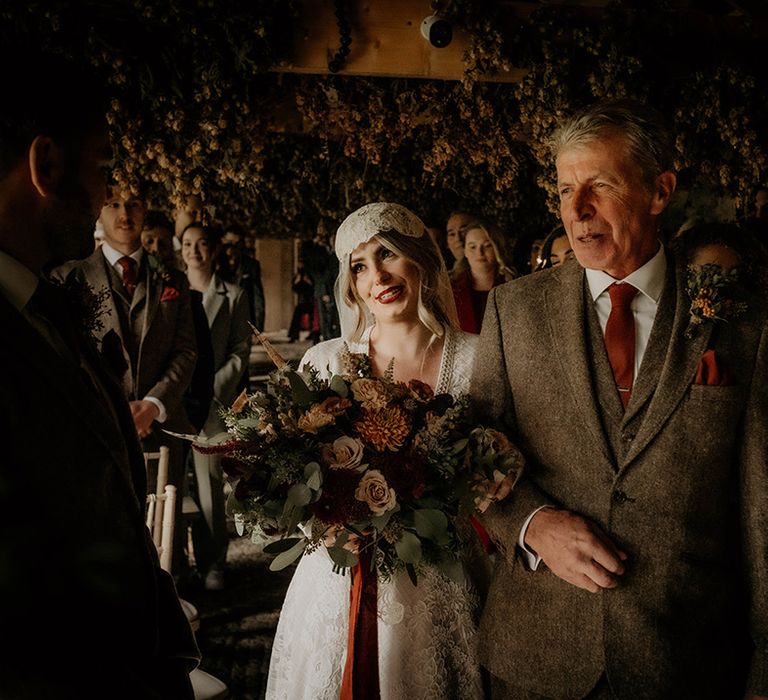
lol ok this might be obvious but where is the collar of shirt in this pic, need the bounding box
[101,241,143,275]
[585,244,667,304]
[584,244,667,374]
[0,249,39,311]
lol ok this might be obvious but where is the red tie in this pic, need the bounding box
[605,283,638,409]
[116,256,137,298]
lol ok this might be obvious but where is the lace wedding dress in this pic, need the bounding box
[266,327,484,700]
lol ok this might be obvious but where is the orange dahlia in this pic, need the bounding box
[355,405,411,451]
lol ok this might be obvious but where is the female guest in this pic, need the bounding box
[451,218,515,334]
[535,225,574,271]
[182,223,252,591]
[266,203,484,700]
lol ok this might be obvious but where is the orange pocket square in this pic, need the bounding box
[695,349,730,386]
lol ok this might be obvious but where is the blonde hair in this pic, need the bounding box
[338,229,459,343]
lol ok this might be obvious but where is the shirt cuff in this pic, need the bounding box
[517,505,553,570]
[144,396,167,423]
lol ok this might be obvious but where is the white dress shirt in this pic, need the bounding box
[519,245,667,568]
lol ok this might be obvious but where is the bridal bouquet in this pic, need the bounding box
[195,344,524,584]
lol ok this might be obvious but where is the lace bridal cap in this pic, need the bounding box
[333,202,457,340]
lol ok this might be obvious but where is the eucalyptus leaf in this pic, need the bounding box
[305,461,322,490]
[414,508,450,544]
[451,438,469,454]
[287,483,312,507]
[225,491,246,518]
[329,374,349,397]
[286,370,320,406]
[327,543,358,569]
[370,508,396,532]
[395,530,422,564]
[233,512,245,536]
[269,538,308,571]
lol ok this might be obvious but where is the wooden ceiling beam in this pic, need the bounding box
[272,0,528,82]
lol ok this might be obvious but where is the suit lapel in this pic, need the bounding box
[622,259,677,424]
[85,250,127,347]
[545,263,614,467]
[623,259,713,466]
[203,274,227,326]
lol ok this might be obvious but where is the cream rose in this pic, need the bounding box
[320,436,365,471]
[355,469,397,515]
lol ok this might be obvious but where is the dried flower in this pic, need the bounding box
[355,406,411,451]
[355,470,397,515]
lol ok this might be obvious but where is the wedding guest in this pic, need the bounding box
[527,236,545,274]
[535,225,574,270]
[267,202,484,700]
[218,223,265,334]
[473,98,768,699]
[287,265,315,342]
[0,47,198,698]
[451,218,516,334]
[142,210,180,270]
[141,211,216,494]
[300,221,340,342]
[445,209,474,277]
[53,185,198,581]
[670,219,768,298]
[182,223,251,592]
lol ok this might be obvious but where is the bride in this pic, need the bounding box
[266,203,485,699]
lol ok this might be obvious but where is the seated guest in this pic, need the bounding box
[451,218,516,334]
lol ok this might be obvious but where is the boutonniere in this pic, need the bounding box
[684,263,747,339]
[146,252,181,302]
[54,273,111,349]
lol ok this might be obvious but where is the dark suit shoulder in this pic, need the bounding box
[49,248,106,286]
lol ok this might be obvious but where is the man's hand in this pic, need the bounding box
[129,399,159,439]
[525,508,627,593]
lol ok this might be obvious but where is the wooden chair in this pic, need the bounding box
[144,447,176,572]
[144,448,230,700]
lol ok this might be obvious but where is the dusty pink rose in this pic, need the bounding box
[354,469,396,515]
[320,436,365,471]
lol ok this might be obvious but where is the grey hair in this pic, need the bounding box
[549,99,675,190]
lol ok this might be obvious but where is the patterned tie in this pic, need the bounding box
[605,282,638,409]
[116,255,137,298]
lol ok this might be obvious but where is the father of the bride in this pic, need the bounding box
[472,99,768,699]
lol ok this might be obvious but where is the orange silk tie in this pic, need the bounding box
[605,283,638,409]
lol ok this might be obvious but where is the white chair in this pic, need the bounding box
[144,447,176,572]
[144,450,229,698]
[189,668,229,700]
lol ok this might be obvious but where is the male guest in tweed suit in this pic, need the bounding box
[0,49,199,698]
[472,99,768,699]
[54,186,197,578]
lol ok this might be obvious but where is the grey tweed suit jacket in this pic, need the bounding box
[54,248,196,434]
[471,253,768,699]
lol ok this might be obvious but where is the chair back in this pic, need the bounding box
[144,447,176,573]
